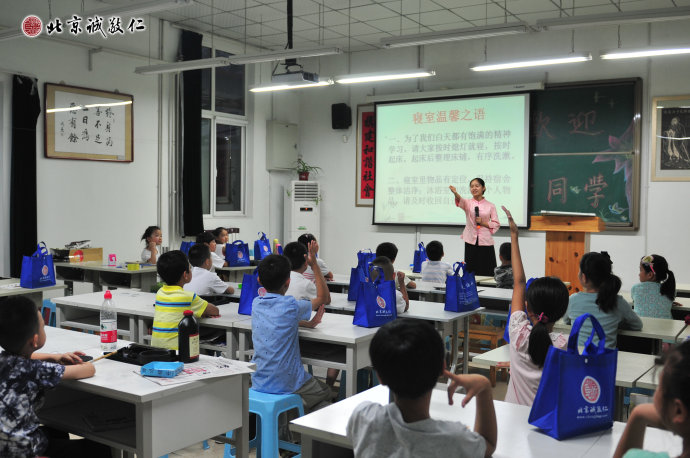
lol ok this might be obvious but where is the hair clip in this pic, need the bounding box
[538,312,549,324]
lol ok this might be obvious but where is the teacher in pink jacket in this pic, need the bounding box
[449,178,500,276]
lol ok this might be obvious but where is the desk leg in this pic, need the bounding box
[64,280,74,296]
[137,318,146,344]
[235,375,250,458]
[238,331,249,361]
[450,320,459,374]
[92,272,103,292]
[462,316,469,374]
[140,273,156,293]
[346,347,355,398]
[300,436,314,458]
[615,386,625,422]
[56,305,63,328]
[226,329,238,360]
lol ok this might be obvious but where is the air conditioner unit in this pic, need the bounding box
[284,181,320,243]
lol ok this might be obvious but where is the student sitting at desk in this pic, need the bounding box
[493,242,513,289]
[631,254,676,319]
[564,251,642,349]
[151,251,220,350]
[141,225,162,264]
[0,296,110,458]
[297,233,334,282]
[376,242,416,290]
[184,244,234,296]
[347,319,497,458]
[251,249,331,413]
[614,340,690,458]
[196,231,227,271]
[502,207,569,406]
[371,256,409,315]
[420,240,453,283]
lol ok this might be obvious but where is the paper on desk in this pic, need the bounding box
[0,283,21,289]
[138,357,253,386]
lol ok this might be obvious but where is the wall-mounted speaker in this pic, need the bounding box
[331,103,352,129]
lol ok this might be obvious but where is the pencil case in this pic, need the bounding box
[140,361,184,378]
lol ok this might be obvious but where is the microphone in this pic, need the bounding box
[475,206,480,232]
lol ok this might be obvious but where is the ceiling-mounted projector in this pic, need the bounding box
[271,71,320,84]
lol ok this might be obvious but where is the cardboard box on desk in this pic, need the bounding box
[51,248,103,263]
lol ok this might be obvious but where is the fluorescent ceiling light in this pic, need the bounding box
[471,53,592,71]
[0,0,193,41]
[250,80,333,93]
[381,22,528,48]
[537,6,690,30]
[46,100,132,113]
[135,57,232,74]
[229,47,342,65]
[336,69,435,84]
[601,46,690,60]
[86,0,194,17]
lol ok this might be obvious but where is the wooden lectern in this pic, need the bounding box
[530,215,605,292]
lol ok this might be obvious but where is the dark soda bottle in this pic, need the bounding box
[178,310,199,363]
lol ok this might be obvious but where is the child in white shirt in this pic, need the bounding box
[502,206,569,406]
[141,226,162,264]
[297,233,333,281]
[184,244,234,296]
[212,226,229,258]
[421,240,454,283]
[196,231,227,271]
[371,256,409,315]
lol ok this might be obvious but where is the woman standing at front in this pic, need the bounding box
[449,178,500,276]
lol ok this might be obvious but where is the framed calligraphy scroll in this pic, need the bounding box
[356,104,375,207]
[530,78,641,229]
[651,95,690,182]
[44,83,133,162]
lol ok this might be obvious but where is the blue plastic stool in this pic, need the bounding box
[41,299,56,327]
[225,389,304,458]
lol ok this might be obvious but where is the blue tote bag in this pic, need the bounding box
[179,241,195,256]
[444,262,480,313]
[226,240,250,267]
[412,242,427,273]
[348,250,375,301]
[528,313,617,440]
[253,232,272,261]
[20,242,57,289]
[238,270,264,315]
[353,267,397,328]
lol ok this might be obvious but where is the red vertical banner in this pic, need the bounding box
[356,106,375,206]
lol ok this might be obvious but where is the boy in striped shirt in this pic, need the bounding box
[152,250,220,350]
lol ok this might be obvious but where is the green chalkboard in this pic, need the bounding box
[532,154,634,224]
[530,79,641,228]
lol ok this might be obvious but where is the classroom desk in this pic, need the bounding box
[234,312,377,398]
[216,265,257,281]
[37,326,253,458]
[635,364,660,391]
[52,290,252,357]
[477,277,571,288]
[326,292,483,375]
[554,316,687,343]
[0,278,67,307]
[677,283,690,298]
[54,261,158,294]
[290,384,681,458]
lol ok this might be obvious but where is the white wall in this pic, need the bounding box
[298,20,690,291]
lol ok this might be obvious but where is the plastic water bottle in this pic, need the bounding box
[100,290,117,354]
[178,310,199,363]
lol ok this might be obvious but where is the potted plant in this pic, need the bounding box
[295,158,322,181]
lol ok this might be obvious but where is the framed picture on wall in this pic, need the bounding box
[651,95,690,181]
[356,104,375,207]
[44,83,133,162]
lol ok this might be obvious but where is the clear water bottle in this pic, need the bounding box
[100,290,117,354]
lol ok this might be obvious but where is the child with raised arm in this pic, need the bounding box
[251,241,332,412]
[0,296,110,458]
[614,340,690,458]
[297,233,334,281]
[347,319,497,458]
[502,206,570,406]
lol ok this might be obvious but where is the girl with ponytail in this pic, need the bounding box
[564,252,642,349]
[501,207,569,406]
[631,254,677,319]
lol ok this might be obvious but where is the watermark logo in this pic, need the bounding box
[376,295,386,309]
[258,287,267,297]
[22,16,42,37]
[41,265,49,276]
[581,376,601,404]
